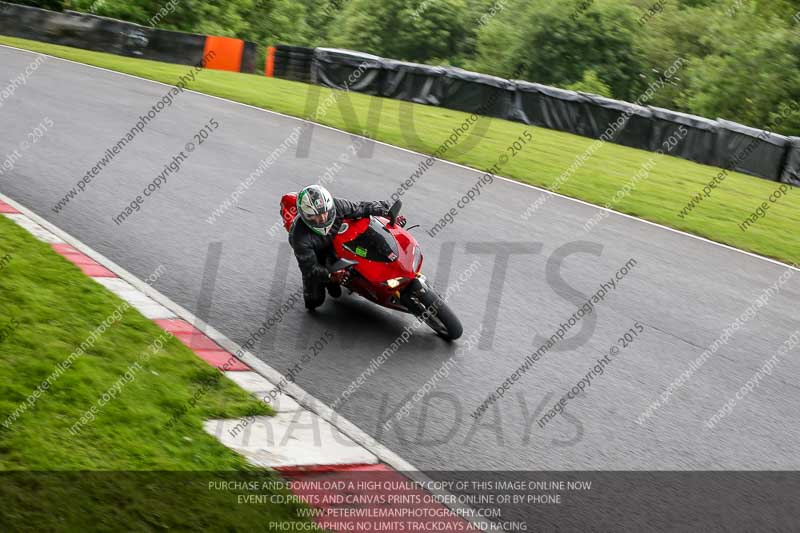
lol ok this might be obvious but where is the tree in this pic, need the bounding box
[326,0,473,64]
[566,70,613,97]
[246,0,313,45]
[472,0,646,100]
[44,0,800,135]
[679,13,800,134]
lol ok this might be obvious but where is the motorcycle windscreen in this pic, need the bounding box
[342,218,399,262]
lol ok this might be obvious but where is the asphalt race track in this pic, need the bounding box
[3,45,800,480]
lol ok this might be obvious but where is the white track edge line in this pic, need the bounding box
[1,42,796,275]
[0,191,491,532]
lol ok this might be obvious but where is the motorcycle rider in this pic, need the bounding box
[289,184,405,311]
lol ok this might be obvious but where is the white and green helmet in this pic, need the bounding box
[297,185,336,235]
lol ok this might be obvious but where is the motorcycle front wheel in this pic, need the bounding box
[404,279,463,341]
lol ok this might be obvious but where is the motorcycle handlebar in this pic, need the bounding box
[387,200,402,226]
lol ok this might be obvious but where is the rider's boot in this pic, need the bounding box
[327,282,342,298]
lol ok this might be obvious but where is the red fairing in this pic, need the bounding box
[280,192,298,232]
[278,194,461,339]
[331,216,420,308]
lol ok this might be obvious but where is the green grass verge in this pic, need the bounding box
[0,215,318,530]
[1,35,799,266]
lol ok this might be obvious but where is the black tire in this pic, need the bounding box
[405,279,463,340]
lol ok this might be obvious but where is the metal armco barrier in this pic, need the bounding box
[648,107,718,166]
[382,60,446,106]
[715,119,789,181]
[781,138,800,186]
[1,0,794,184]
[0,2,257,72]
[270,45,799,184]
[273,44,313,83]
[311,47,382,93]
[442,67,516,120]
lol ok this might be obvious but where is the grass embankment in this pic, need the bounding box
[1,35,798,265]
[0,215,317,530]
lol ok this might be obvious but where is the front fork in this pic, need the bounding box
[398,275,429,314]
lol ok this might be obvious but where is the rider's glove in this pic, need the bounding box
[330,270,349,285]
[396,215,407,227]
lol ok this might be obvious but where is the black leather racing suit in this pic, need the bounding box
[289,198,390,310]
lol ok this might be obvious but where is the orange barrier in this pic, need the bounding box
[265,45,276,77]
[202,36,244,72]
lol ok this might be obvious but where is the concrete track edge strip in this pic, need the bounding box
[0,191,490,531]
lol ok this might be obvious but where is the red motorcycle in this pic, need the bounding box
[281,195,462,340]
